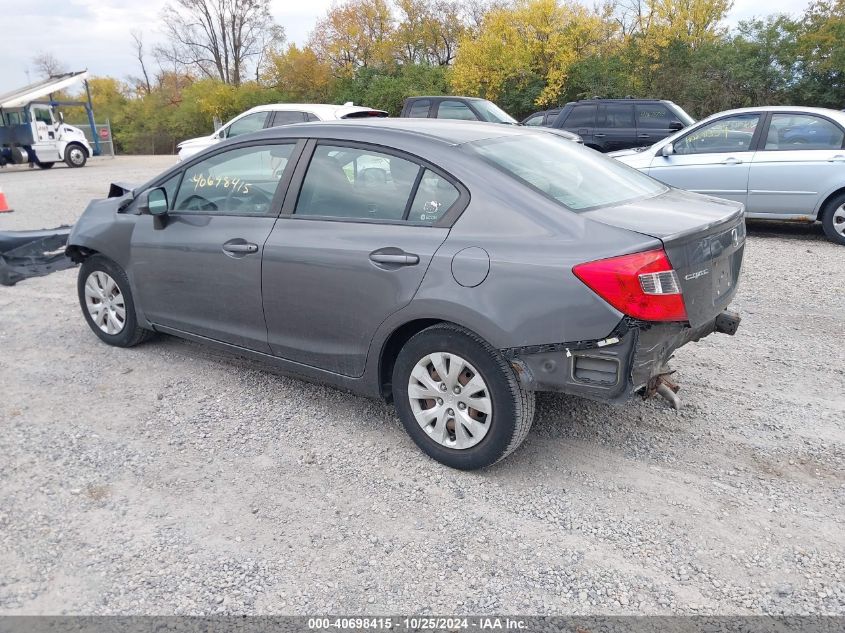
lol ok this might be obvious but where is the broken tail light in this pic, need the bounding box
[573,249,688,322]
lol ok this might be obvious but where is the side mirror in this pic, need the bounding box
[669,120,684,131]
[137,187,169,228]
[661,143,675,157]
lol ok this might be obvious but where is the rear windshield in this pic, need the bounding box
[471,100,518,124]
[467,133,666,211]
[341,110,388,119]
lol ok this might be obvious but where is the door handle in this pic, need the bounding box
[594,133,606,138]
[828,155,845,162]
[638,133,651,139]
[222,242,258,254]
[369,251,419,266]
[721,157,743,165]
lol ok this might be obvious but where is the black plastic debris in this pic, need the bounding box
[0,226,76,286]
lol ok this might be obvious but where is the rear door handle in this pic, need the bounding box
[369,251,419,266]
[594,133,606,138]
[721,157,743,165]
[222,241,258,254]
[638,133,651,139]
[828,154,845,162]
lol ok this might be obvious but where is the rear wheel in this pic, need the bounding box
[392,323,534,470]
[77,255,153,347]
[64,144,87,168]
[821,193,845,246]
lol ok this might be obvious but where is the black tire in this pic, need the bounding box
[64,143,87,168]
[392,323,535,470]
[77,255,153,347]
[821,192,845,246]
[37,162,55,169]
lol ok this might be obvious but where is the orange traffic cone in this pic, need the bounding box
[0,185,13,213]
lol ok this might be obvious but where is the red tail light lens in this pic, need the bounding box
[573,249,688,322]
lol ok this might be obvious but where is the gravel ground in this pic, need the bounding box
[0,156,843,615]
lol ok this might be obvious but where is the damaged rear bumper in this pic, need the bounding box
[504,309,740,405]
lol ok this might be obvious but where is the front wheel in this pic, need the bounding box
[392,323,535,470]
[64,144,87,168]
[77,255,153,347]
[821,193,845,246]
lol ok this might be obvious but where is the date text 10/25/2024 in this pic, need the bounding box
[307,617,527,630]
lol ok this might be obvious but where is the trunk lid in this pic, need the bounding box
[582,188,746,328]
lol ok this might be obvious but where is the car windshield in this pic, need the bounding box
[468,133,667,211]
[471,100,518,124]
[672,103,696,126]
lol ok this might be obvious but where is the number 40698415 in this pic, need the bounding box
[191,173,250,194]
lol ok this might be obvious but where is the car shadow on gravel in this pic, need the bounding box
[745,219,828,242]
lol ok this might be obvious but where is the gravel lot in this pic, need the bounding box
[1,156,843,615]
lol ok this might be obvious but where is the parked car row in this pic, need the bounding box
[77,94,837,469]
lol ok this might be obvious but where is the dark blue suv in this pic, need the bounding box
[546,99,695,152]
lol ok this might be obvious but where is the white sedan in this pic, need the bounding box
[611,106,845,245]
[176,103,387,162]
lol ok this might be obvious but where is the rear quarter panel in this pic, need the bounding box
[377,153,661,351]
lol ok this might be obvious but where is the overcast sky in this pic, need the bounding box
[0,0,812,89]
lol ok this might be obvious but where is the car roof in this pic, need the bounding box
[406,96,487,102]
[244,118,533,145]
[567,98,672,104]
[701,105,845,119]
[240,103,385,118]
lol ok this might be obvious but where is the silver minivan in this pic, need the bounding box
[611,106,845,245]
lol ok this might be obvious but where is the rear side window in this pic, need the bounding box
[296,145,421,221]
[271,111,305,126]
[436,100,477,121]
[305,112,320,122]
[636,104,672,129]
[601,103,634,128]
[173,143,294,215]
[765,113,845,150]
[408,170,460,224]
[563,105,596,128]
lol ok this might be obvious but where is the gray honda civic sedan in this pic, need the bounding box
[67,119,744,469]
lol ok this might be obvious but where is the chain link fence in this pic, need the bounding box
[74,119,115,158]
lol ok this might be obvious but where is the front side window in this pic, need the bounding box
[436,100,477,121]
[523,113,545,127]
[408,100,431,118]
[564,105,596,128]
[225,112,268,138]
[469,133,666,211]
[636,104,672,129]
[765,113,845,150]
[33,107,54,124]
[674,114,760,155]
[295,145,423,221]
[173,143,294,215]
